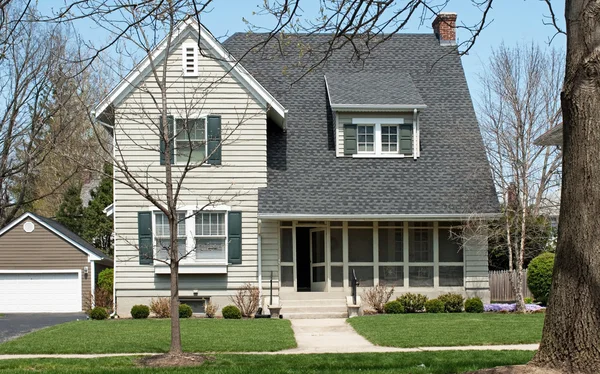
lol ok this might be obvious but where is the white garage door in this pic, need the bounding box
[0,272,81,313]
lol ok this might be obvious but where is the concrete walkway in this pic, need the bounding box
[0,318,540,359]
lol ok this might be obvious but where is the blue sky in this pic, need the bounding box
[45,0,566,99]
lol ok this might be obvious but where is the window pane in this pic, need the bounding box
[281,266,294,287]
[379,266,404,286]
[177,141,206,163]
[357,125,375,153]
[409,228,433,262]
[330,228,343,262]
[331,266,343,287]
[195,212,224,236]
[349,266,374,287]
[378,228,403,262]
[313,266,325,282]
[348,229,373,262]
[195,238,226,260]
[178,239,187,259]
[177,213,186,237]
[348,221,372,227]
[280,228,293,263]
[180,299,206,313]
[379,221,403,227]
[409,266,433,287]
[439,228,463,262]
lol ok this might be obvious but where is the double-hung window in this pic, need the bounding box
[154,212,187,260]
[175,118,206,164]
[351,118,411,156]
[194,212,227,261]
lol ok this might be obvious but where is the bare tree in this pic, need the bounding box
[479,44,563,312]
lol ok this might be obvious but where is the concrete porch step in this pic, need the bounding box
[281,299,348,307]
[282,305,347,314]
[284,311,348,319]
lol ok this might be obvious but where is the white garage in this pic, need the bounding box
[0,271,82,313]
[0,212,113,313]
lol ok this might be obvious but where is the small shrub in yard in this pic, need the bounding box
[230,283,260,317]
[150,297,171,318]
[205,302,218,318]
[465,297,484,313]
[396,293,428,313]
[425,298,445,313]
[383,300,404,314]
[179,304,193,318]
[363,284,395,313]
[438,293,464,313]
[131,304,150,319]
[524,297,534,304]
[222,305,242,319]
[528,252,555,305]
[89,307,109,320]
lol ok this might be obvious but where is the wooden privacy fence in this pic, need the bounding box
[489,270,533,302]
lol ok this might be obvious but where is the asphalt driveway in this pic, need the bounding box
[0,313,87,343]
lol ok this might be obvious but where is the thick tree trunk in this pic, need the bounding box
[169,220,182,355]
[531,1,600,372]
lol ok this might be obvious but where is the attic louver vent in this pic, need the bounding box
[182,43,198,76]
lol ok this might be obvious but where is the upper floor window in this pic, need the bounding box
[175,118,206,164]
[182,43,199,76]
[344,118,413,157]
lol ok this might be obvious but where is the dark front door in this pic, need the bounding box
[296,227,311,291]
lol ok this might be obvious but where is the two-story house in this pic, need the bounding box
[95,13,499,317]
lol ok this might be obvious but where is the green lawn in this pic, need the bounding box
[348,313,545,348]
[0,351,534,373]
[0,319,296,354]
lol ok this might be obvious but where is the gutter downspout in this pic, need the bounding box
[257,219,263,309]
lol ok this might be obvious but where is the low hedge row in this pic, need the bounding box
[382,293,484,314]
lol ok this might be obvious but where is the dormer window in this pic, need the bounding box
[182,43,199,76]
[347,118,414,157]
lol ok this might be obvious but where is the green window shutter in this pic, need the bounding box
[159,115,175,165]
[343,124,357,155]
[227,211,242,264]
[399,124,413,154]
[138,211,153,265]
[206,115,221,165]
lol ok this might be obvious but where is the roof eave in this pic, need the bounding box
[258,213,501,221]
[330,104,427,112]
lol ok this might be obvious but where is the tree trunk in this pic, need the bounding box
[531,1,600,372]
[169,222,182,355]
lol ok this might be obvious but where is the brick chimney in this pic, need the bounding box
[432,12,457,45]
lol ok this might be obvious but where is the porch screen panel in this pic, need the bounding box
[409,226,433,262]
[348,229,373,262]
[331,266,343,287]
[378,228,403,262]
[281,266,294,287]
[439,228,463,262]
[379,266,404,286]
[280,228,293,262]
[439,266,464,286]
[409,266,434,287]
[349,266,374,287]
[330,229,343,262]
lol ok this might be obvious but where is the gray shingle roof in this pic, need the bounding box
[325,71,425,107]
[223,33,499,216]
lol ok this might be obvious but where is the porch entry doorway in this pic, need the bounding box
[295,227,327,292]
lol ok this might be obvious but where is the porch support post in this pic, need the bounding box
[342,221,349,290]
[373,221,379,286]
[433,221,439,288]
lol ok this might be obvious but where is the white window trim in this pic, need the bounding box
[151,209,229,266]
[351,117,415,158]
[182,43,199,77]
[172,116,208,165]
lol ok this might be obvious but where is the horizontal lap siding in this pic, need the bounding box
[0,220,91,310]
[464,229,489,290]
[260,220,279,297]
[114,34,267,307]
